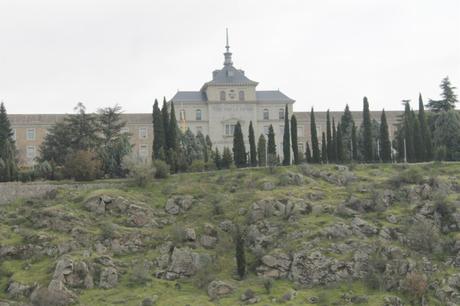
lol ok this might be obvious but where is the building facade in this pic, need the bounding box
[8,33,401,166]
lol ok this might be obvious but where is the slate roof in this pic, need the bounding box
[171,91,207,102]
[256,90,294,102]
[171,90,294,103]
[201,65,258,89]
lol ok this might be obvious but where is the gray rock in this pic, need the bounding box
[200,235,218,249]
[165,196,194,215]
[261,181,275,191]
[219,220,234,232]
[99,267,118,289]
[383,296,404,306]
[184,228,196,241]
[160,247,211,280]
[207,280,234,299]
[351,217,378,236]
[256,250,291,279]
[6,281,33,299]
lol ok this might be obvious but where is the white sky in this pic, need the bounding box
[0,0,459,114]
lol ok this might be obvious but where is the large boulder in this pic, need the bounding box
[99,267,118,289]
[351,217,378,236]
[256,250,291,279]
[207,280,234,300]
[157,247,211,280]
[165,196,194,215]
[6,281,34,299]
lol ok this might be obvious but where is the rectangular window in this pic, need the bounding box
[27,145,36,159]
[26,128,36,141]
[139,144,148,157]
[297,126,304,137]
[139,127,147,139]
[298,143,304,153]
[225,124,236,136]
[121,127,129,134]
[12,129,16,141]
[263,126,269,135]
[280,125,284,136]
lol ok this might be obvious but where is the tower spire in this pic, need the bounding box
[224,28,233,66]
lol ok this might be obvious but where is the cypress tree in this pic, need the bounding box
[0,102,17,181]
[412,111,424,162]
[232,122,247,167]
[257,134,267,167]
[235,225,246,279]
[403,101,415,162]
[340,105,354,161]
[291,114,299,164]
[362,97,373,162]
[222,147,233,169]
[152,99,165,160]
[326,110,332,161]
[336,122,344,163]
[161,98,170,150]
[418,94,432,161]
[351,122,358,161]
[331,118,338,163]
[214,148,221,170]
[282,105,290,165]
[248,121,257,167]
[310,107,320,163]
[321,132,327,163]
[305,142,312,163]
[169,101,179,151]
[379,109,392,162]
[267,125,276,156]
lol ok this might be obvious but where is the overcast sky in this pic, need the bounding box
[0,0,459,114]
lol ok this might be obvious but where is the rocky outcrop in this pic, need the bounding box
[256,250,291,279]
[165,196,194,215]
[99,267,118,289]
[156,246,211,280]
[207,280,234,300]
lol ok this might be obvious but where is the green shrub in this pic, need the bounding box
[389,166,425,186]
[129,260,151,285]
[406,218,440,253]
[122,155,154,187]
[64,150,102,181]
[153,160,170,179]
[189,160,205,172]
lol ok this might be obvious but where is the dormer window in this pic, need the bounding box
[220,91,226,101]
[263,109,269,120]
[239,91,245,101]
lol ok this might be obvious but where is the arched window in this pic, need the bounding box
[179,110,186,121]
[279,108,285,120]
[239,90,245,101]
[263,109,269,120]
[196,109,202,121]
[220,91,226,101]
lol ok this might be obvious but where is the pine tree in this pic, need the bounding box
[291,114,299,165]
[321,132,327,163]
[267,125,276,156]
[213,148,221,170]
[221,147,233,169]
[326,110,332,161]
[161,98,170,150]
[362,97,373,162]
[65,102,101,151]
[340,105,355,161]
[282,105,290,165]
[232,122,247,167]
[351,122,358,161]
[331,118,338,163]
[235,225,246,279]
[418,94,433,161]
[257,134,267,167]
[379,109,392,162]
[336,122,344,163]
[427,76,458,112]
[305,142,312,163]
[310,107,320,163]
[248,121,257,167]
[152,99,165,160]
[403,101,415,162]
[0,102,17,181]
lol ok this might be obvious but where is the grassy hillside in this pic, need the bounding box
[1,163,460,306]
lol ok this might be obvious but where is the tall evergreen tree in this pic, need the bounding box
[412,111,424,162]
[196,131,208,162]
[310,108,320,163]
[351,122,358,161]
[379,109,392,162]
[282,105,291,165]
[331,118,338,163]
[336,122,344,163]
[0,102,17,181]
[340,105,354,160]
[169,101,179,151]
[321,132,327,163]
[305,142,312,163]
[362,97,373,162]
[427,76,458,112]
[403,101,415,162]
[257,134,267,167]
[418,94,432,161]
[248,121,257,167]
[291,114,299,164]
[213,148,221,170]
[267,125,276,157]
[326,110,333,161]
[221,147,233,169]
[232,122,247,167]
[152,99,165,160]
[161,98,170,150]
[65,102,100,151]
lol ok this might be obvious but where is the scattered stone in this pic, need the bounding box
[184,228,196,241]
[257,250,291,279]
[99,267,118,289]
[165,196,194,215]
[200,235,217,249]
[207,280,234,299]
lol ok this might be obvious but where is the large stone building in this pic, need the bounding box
[8,33,401,166]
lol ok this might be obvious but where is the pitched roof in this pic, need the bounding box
[201,66,258,89]
[171,91,207,102]
[256,90,294,102]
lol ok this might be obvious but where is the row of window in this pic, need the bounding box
[263,108,285,121]
[223,124,304,137]
[11,127,150,141]
[220,90,245,101]
[179,108,286,122]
